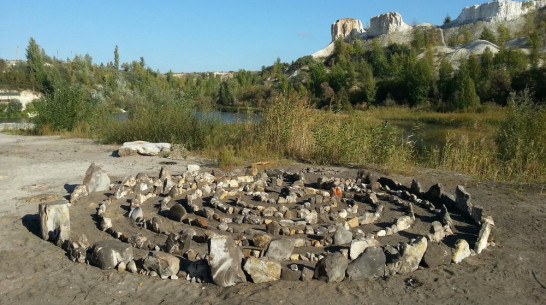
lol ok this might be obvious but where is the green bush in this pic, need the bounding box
[34,84,100,131]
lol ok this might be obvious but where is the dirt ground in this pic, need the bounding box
[0,133,544,305]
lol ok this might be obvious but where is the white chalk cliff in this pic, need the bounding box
[367,12,412,37]
[331,18,364,41]
[450,0,546,26]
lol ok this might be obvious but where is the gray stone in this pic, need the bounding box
[128,206,143,222]
[208,235,246,287]
[243,257,281,283]
[333,226,353,245]
[265,239,294,261]
[410,179,422,195]
[395,215,414,231]
[142,251,180,278]
[90,240,133,270]
[70,185,88,203]
[422,242,451,268]
[301,266,314,281]
[314,252,349,283]
[346,246,386,280]
[455,185,471,214]
[266,221,282,235]
[39,200,70,244]
[83,163,110,193]
[127,260,138,273]
[169,204,187,222]
[349,238,381,260]
[397,236,428,274]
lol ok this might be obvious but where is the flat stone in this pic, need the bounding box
[346,246,386,280]
[90,240,133,270]
[265,239,294,261]
[142,251,180,278]
[243,257,281,283]
[83,163,110,193]
[301,266,314,281]
[252,234,272,249]
[118,141,171,156]
[208,235,246,287]
[314,252,349,283]
[281,265,301,281]
[39,200,70,244]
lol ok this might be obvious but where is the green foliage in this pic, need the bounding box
[449,66,480,111]
[479,28,496,43]
[35,84,99,131]
[6,100,23,114]
[495,90,546,180]
[114,45,120,69]
[444,15,451,25]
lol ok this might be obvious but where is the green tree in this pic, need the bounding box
[438,58,453,102]
[497,24,510,46]
[114,45,120,69]
[6,100,23,115]
[26,37,47,91]
[480,27,496,43]
[450,66,480,111]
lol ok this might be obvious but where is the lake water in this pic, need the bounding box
[113,111,261,123]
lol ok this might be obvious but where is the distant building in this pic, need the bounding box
[0,90,41,110]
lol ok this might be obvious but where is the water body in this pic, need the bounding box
[113,111,261,123]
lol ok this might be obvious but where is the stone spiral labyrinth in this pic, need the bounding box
[38,163,495,286]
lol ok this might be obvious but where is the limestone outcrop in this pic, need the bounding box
[331,18,364,41]
[367,12,412,37]
[450,0,546,26]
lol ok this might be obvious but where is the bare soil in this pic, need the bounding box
[0,133,544,305]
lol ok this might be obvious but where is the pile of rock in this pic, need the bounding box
[37,162,496,286]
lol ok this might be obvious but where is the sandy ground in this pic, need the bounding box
[0,133,545,305]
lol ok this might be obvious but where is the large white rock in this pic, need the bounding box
[368,12,412,37]
[83,163,110,193]
[118,141,171,157]
[39,200,70,244]
[208,235,246,287]
[142,251,180,278]
[397,236,428,274]
[451,0,546,26]
[331,18,364,41]
[350,238,381,260]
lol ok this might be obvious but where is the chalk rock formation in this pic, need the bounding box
[368,12,412,37]
[451,0,546,26]
[331,18,364,41]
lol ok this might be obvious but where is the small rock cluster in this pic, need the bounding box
[39,162,495,286]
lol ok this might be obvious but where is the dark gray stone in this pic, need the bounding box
[169,204,187,222]
[422,242,451,268]
[314,252,349,283]
[346,246,386,280]
[266,221,282,235]
[281,265,301,281]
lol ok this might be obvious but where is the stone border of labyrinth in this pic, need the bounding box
[39,163,494,286]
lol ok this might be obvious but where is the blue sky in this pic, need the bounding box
[0,0,510,72]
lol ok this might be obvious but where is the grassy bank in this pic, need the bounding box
[30,91,546,184]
